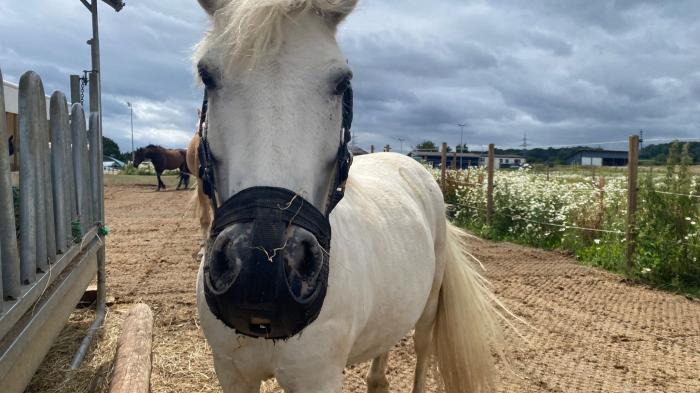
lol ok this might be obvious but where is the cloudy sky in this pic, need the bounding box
[1,0,699,153]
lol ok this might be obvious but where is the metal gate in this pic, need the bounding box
[0,67,106,392]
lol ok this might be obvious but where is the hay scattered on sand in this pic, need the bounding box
[26,306,124,393]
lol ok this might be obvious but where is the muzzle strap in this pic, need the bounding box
[203,187,331,339]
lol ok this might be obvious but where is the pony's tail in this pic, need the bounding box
[433,222,502,392]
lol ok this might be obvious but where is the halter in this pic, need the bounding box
[197,85,354,339]
[197,86,354,214]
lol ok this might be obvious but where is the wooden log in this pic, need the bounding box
[110,303,153,393]
[79,283,115,307]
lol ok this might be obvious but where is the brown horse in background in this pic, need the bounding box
[133,145,190,191]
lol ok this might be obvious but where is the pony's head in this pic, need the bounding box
[133,147,145,168]
[195,0,358,338]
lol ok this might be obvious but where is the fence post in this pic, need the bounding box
[626,135,639,274]
[71,104,90,234]
[18,72,44,283]
[42,95,57,266]
[451,151,457,169]
[486,144,495,225]
[0,67,21,300]
[50,92,71,253]
[370,145,375,154]
[70,75,81,104]
[440,142,447,188]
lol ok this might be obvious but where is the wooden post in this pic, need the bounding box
[626,135,639,274]
[370,145,375,154]
[451,151,457,169]
[70,74,81,104]
[110,304,154,393]
[486,144,495,225]
[440,143,447,188]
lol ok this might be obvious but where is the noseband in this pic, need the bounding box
[198,85,354,339]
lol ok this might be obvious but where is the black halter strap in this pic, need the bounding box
[198,86,354,339]
[197,92,217,207]
[197,86,354,215]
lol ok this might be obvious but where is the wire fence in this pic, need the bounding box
[437,136,700,288]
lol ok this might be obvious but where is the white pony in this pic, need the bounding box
[193,1,501,392]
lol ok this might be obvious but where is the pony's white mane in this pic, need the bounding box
[196,0,357,67]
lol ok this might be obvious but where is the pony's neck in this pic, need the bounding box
[145,147,161,158]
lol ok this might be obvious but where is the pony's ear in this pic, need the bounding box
[324,0,359,26]
[197,0,225,15]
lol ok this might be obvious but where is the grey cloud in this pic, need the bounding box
[2,0,699,153]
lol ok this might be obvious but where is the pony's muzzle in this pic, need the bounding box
[202,187,332,339]
[206,223,326,302]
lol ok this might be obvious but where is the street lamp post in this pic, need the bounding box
[457,123,466,169]
[127,102,134,162]
[80,0,125,120]
[72,0,125,371]
[397,137,407,154]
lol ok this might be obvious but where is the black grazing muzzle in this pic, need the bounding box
[198,86,353,339]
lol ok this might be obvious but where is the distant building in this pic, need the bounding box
[103,156,126,170]
[4,80,51,171]
[567,150,628,167]
[408,149,525,169]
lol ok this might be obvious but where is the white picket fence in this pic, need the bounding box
[0,67,106,392]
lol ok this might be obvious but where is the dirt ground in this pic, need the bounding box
[27,180,700,392]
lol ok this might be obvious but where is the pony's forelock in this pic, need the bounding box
[194,0,357,69]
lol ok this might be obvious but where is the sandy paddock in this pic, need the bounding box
[26,179,700,392]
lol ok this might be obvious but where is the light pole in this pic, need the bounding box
[72,0,125,371]
[397,137,407,154]
[457,123,466,169]
[127,102,134,163]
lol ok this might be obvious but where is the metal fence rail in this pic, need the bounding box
[0,67,106,393]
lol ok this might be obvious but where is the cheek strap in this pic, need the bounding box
[196,84,355,216]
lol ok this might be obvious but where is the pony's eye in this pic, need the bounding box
[199,64,218,90]
[333,73,352,96]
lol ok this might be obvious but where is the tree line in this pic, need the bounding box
[102,136,134,163]
[414,140,700,165]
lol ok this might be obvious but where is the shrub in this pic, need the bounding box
[635,143,700,291]
[435,148,699,295]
